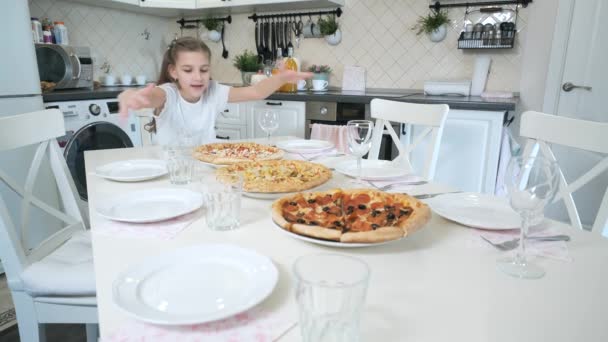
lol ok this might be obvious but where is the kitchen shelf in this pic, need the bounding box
[458,34,514,49]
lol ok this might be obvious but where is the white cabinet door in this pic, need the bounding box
[113,0,139,4]
[215,124,247,141]
[140,0,196,9]
[245,100,305,139]
[216,103,245,125]
[195,0,229,8]
[406,109,504,194]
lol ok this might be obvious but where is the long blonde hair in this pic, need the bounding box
[144,37,212,133]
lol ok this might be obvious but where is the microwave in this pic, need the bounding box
[35,44,93,89]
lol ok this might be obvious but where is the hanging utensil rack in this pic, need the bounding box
[176,16,232,59]
[247,7,342,22]
[176,15,232,29]
[429,0,532,11]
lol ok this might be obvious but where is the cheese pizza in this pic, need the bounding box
[193,142,283,165]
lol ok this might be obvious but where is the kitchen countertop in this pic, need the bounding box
[42,85,518,111]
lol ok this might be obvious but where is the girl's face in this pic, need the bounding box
[169,50,211,102]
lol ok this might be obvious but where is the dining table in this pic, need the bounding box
[86,138,608,342]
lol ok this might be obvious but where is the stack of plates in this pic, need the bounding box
[276,139,334,154]
[94,159,167,182]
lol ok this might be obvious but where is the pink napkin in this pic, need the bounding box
[310,123,349,153]
[94,211,201,240]
[104,307,297,342]
[471,221,572,261]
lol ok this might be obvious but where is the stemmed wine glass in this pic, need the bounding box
[257,110,279,144]
[499,155,560,279]
[346,120,374,185]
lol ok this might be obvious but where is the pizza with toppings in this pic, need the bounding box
[193,142,284,165]
[216,160,332,193]
[272,189,430,243]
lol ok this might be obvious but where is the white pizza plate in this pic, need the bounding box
[272,220,401,248]
[426,192,520,230]
[94,159,167,182]
[96,188,203,223]
[276,139,334,154]
[335,160,409,181]
[113,244,278,325]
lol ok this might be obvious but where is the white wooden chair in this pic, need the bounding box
[0,109,98,341]
[520,111,608,236]
[368,99,449,180]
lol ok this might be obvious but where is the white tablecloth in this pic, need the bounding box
[85,144,608,342]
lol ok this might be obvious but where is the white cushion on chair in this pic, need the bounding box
[21,231,96,296]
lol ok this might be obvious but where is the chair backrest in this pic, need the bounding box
[520,111,608,236]
[0,109,85,288]
[368,99,449,180]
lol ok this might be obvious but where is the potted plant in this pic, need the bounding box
[319,15,341,46]
[307,64,332,81]
[412,10,450,43]
[233,50,262,85]
[203,18,222,42]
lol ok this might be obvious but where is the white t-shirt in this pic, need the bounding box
[153,81,230,146]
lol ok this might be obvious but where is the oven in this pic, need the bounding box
[305,101,399,160]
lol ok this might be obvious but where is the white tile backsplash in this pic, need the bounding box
[29,0,172,84]
[29,0,528,91]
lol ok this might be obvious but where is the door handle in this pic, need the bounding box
[266,101,282,106]
[562,82,592,92]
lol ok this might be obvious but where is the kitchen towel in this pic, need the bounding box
[104,306,297,342]
[93,210,201,240]
[310,123,349,153]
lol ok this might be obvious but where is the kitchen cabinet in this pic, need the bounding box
[139,0,196,9]
[216,103,244,126]
[215,124,247,140]
[404,109,504,194]
[245,100,306,139]
[67,0,343,17]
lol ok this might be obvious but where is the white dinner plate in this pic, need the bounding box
[276,139,334,153]
[112,244,278,325]
[94,159,167,182]
[335,160,409,181]
[96,188,203,223]
[426,192,520,230]
[272,220,400,248]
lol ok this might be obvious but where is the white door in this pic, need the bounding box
[543,0,608,227]
[215,124,246,141]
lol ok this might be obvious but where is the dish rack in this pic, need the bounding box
[457,5,519,49]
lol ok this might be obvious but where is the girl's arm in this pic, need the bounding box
[118,84,167,117]
[227,69,312,103]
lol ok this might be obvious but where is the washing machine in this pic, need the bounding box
[45,99,142,203]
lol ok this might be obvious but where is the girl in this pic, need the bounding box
[118,37,312,145]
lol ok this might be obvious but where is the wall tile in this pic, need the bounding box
[29,0,527,92]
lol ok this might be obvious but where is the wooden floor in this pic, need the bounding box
[0,324,86,342]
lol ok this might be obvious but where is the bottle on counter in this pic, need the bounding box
[31,17,43,43]
[42,26,53,44]
[42,18,55,43]
[282,47,297,93]
[53,21,68,45]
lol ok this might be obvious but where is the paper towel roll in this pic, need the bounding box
[471,56,492,96]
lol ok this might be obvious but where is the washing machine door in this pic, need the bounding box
[64,122,133,200]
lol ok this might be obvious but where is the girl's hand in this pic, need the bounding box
[118,84,154,117]
[275,61,314,83]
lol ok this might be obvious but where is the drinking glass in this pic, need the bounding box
[346,120,374,184]
[257,110,279,143]
[164,145,193,185]
[498,155,559,279]
[201,174,242,231]
[294,254,370,342]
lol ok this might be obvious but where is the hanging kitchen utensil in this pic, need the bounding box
[221,23,228,59]
[255,20,262,63]
[263,18,271,62]
[286,17,293,55]
[278,19,284,56]
[293,15,303,48]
